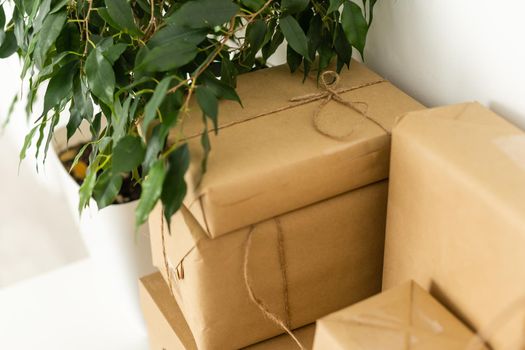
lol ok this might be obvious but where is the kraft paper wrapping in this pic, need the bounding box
[313,281,486,349]
[139,273,316,350]
[149,180,389,350]
[383,102,525,349]
[172,61,424,238]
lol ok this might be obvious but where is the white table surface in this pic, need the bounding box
[0,259,150,350]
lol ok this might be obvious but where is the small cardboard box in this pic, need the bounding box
[139,272,316,350]
[173,60,424,238]
[150,180,389,349]
[383,103,525,349]
[313,281,487,349]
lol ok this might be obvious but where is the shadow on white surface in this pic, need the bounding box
[0,130,87,287]
[0,259,149,350]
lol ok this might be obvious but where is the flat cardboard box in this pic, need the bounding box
[383,102,525,349]
[172,61,424,238]
[139,272,316,350]
[313,281,487,349]
[149,180,389,349]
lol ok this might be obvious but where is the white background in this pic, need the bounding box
[366,0,525,129]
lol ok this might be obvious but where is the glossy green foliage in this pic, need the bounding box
[2,0,377,228]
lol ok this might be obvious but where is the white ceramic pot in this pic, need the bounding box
[50,123,156,332]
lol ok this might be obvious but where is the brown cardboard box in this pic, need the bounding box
[149,180,389,349]
[173,61,424,238]
[139,272,316,350]
[313,281,486,349]
[383,102,525,349]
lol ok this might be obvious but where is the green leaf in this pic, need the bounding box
[282,0,309,14]
[341,1,368,58]
[0,31,18,58]
[103,43,128,64]
[201,73,241,104]
[286,45,302,73]
[67,76,93,140]
[96,7,121,31]
[43,110,60,164]
[318,37,335,76]
[93,171,123,209]
[369,0,378,27]
[137,41,198,72]
[246,19,266,53]
[166,0,239,29]
[327,0,344,14]
[142,125,164,173]
[200,124,211,175]
[78,159,99,214]
[90,112,102,139]
[0,6,5,29]
[161,143,190,225]
[196,85,219,133]
[148,26,207,48]
[85,47,115,106]
[43,62,76,115]
[135,159,166,227]
[34,10,66,68]
[112,135,146,173]
[49,0,69,14]
[19,125,38,162]
[111,96,132,144]
[334,23,352,72]
[306,14,322,60]
[262,28,284,61]
[32,0,52,32]
[55,22,81,54]
[279,15,309,58]
[143,77,171,133]
[105,0,142,36]
[241,0,265,11]
[220,54,237,88]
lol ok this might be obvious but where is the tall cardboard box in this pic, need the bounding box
[383,102,525,349]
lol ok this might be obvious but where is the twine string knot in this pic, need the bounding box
[290,70,388,139]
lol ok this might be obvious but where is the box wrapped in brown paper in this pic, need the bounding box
[139,272,316,350]
[174,60,424,238]
[383,102,525,349]
[149,180,389,349]
[313,281,486,349]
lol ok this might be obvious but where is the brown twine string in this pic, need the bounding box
[465,295,525,350]
[160,207,175,297]
[275,218,292,330]
[243,224,306,350]
[185,73,387,140]
[290,71,390,139]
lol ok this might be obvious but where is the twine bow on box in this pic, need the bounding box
[290,70,389,139]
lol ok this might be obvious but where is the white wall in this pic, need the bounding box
[365,0,525,130]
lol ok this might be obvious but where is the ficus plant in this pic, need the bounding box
[0,0,376,228]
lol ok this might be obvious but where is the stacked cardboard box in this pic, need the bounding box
[142,60,424,349]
